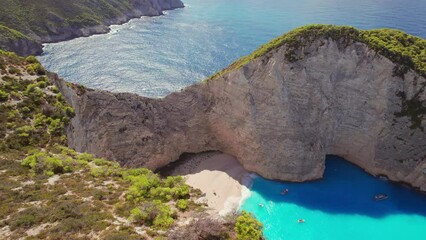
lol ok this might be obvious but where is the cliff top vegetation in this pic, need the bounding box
[206,24,426,81]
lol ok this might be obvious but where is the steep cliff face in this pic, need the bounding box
[0,37,42,57]
[52,26,426,191]
[0,0,184,56]
[0,25,43,56]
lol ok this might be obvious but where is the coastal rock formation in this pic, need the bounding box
[0,37,42,57]
[52,26,426,191]
[0,0,184,56]
[0,25,43,56]
[35,0,184,44]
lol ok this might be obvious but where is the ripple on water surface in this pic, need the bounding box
[240,156,426,240]
[38,0,426,98]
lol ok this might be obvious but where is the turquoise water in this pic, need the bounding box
[241,156,426,240]
[39,0,426,98]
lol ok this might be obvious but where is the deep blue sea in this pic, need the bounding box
[38,0,426,239]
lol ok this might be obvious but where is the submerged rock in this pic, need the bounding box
[52,25,426,191]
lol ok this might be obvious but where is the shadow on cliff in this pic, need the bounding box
[250,155,426,218]
[157,151,249,187]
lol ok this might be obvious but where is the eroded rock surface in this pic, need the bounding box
[51,37,426,191]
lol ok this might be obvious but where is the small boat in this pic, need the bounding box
[374,194,388,201]
[298,219,305,223]
[258,203,264,207]
[281,189,289,195]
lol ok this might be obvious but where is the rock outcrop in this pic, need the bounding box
[0,25,43,56]
[0,37,42,57]
[51,25,426,191]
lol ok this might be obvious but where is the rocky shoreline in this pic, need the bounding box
[0,0,184,56]
[37,0,185,45]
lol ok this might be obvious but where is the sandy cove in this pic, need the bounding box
[161,152,253,216]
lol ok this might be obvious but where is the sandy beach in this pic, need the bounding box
[162,152,252,216]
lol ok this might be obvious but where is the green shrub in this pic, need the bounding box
[22,152,65,176]
[8,66,21,75]
[6,122,16,129]
[124,168,190,203]
[7,109,18,120]
[176,199,188,211]
[63,106,75,118]
[76,152,94,162]
[126,174,159,201]
[160,176,190,199]
[34,113,47,127]
[26,63,45,75]
[25,84,44,103]
[172,185,190,199]
[235,211,263,240]
[25,56,39,64]
[153,211,174,229]
[10,90,21,99]
[163,175,185,188]
[9,208,39,230]
[150,187,173,202]
[129,207,145,224]
[50,85,59,93]
[92,189,107,201]
[122,168,151,177]
[37,80,47,88]
[0,90,8,101]
[93,158,119,167]
[50,200,84,221]
[16,125,35,138]
[54,217,85,232]
[33,63,45,75]
[54,144,77,157]
[25,83,36,93]
[48,118,64,136]
[20,106,32,118]
[20,151,87,176]
[89,158,120,177]
[129,200,174,229]
[56,93,64,102]
[26,65,35,75]
[90,167,107,177]
[15,214,37,228]
[0,58,4,70]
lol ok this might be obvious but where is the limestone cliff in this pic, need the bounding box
[52,25,426,191]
